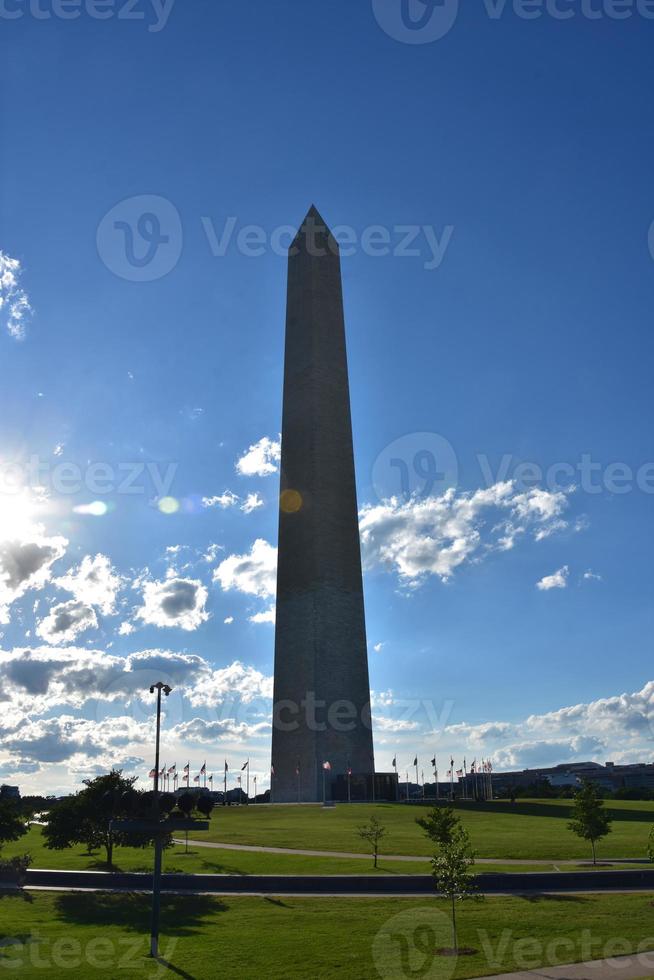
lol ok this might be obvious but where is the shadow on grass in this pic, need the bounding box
[443,800,654,823]
[518,893,590,903]
[263,897,292,908]
[54,892,227,935]
[0,888,33,903]
[155,957,197,979]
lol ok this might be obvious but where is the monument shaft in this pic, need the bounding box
[271,207,374,803]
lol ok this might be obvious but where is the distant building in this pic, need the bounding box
[0,785,20,800]
[457,761,654,798]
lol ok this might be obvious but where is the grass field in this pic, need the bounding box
[186,799,654,860]
[5,826,607,876]
[2,890,654,979]
[4,824,653,876]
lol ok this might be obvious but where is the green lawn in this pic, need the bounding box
[186,800,654,860]
[1,890,654,978]
[3,826,436,876]
[5,826,601,876]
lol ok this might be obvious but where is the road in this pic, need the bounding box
[13,867,654,896]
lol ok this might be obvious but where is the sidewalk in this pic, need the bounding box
[475,950,654,979]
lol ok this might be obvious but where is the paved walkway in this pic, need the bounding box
[172,839,646,867]
[476,950,654,978]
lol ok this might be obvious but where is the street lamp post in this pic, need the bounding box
[149,681,172,959]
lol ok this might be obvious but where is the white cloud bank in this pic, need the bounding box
[359,481,575,585]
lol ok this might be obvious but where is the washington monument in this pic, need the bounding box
[271,206,375,803]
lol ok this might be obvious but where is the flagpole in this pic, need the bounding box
[224,760,227,805]
[246,759,250,804]
[253,775,257,803]
[421,770,425,800]
[322,764,326,805]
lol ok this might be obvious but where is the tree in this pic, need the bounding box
[416,805,458,847]
[432,825,479,953]
[0,799,28,849]
[647,826,654,863]
[356,815,387,868]
[568,780,612,865]
[43,771,162,867]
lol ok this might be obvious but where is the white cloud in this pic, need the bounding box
[55,554,123,615]
[584,569,602,582]
[536,566,569,591]
[202,491,263,514]
[224,616,234,625]
[373,642,384,653]
[118,622,135,636]
[36,600,98,644]
[235,436,281,477]
[0,527,67,624]
[249,606,275,625]
[137,575,209,631]
[374,716,420,733]
[241,492,263,514]
[53,444,64,457]
[359,482,573,586]
[202,491,239,510]
[0,251,33,340]
[214,539,277,598]
[185,660,273,708]
[171,717,270,744]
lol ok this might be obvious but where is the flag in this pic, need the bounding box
[392,756,397,768]
[193,774,200,783]
[159,766,165,777]
[271,764,275,776]
[241,761,249,770]
[322,761,331,771]
[347,766,352,776]
[446,770,452,778]
[413,757,418,767]
[200,761,206,775]
[295,762,300,776]
[208,774,213,784]
[148,768,156,778]
[167,764,176,774]
[224,760,229,772]
[430,757,436,767]
[183,761,190,774]
[456,769,463,777]
[450,757,454,767]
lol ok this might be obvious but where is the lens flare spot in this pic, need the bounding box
[158,496,180,515]
[280,489,303,513]
[73,501,109,517]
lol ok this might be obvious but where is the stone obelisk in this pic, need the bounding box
[271,206,375,803]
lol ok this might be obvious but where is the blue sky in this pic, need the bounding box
[1,0,653,793]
